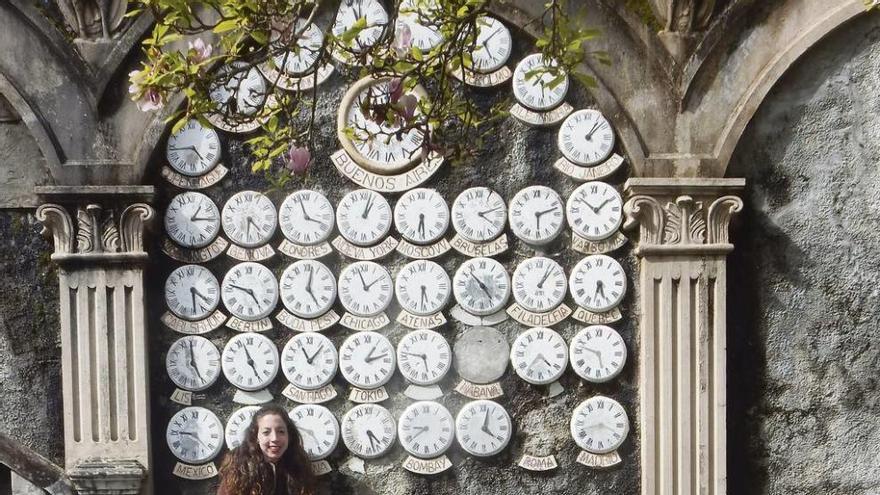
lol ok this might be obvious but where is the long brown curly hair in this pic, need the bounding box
[218,404,318,495]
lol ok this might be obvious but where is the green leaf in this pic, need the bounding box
[573,72,597,89]
[213,19,239,33]
[411,47,423,62]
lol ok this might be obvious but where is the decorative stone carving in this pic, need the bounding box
[68,459,145,495]
[37,203,154,262]
[56,0,127,40]
[648,0,716,33]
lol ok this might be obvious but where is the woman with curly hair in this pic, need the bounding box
[217,404,318,495]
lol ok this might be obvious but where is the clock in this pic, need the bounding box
[393,188,449,245]
[164,264,221,321]
[209,62,267,117]
[289,404,340,461]
[469,16,512,74]
[396,329,452,386]
[164,192,221,249]
[278,190,334,246]
[512,53,569,111]
[455,399,512,457]
[569,255,627,313]
[165,119,221,176]
[398,401,455,459]
[279,260,337,319]
[280,332,338,390]
[509,327,568,385]
[339,331,395,389]
[338,261,393,317]
[565,181,624,241]
[221,262,279,321]
[341,404,396,459]
[395,260,451,316]
[453,327,509,384]
[225,405,260,449]
[221,332,280,392]
[453,257,510,316]
[166,406,224,464]
[336,189,392,247]
[272,18,324,77]
[571,396,630,454]
[165,335,222,391]
[331,0,389,57]
[221,190,278,248]
[511,257,567,313]
[508,185,565,245]
[558,109,615,166]
[451,187,507,242]
[569,325,627,383]
[397,0,443,52]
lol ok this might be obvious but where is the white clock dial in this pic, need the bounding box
[558,109,616,166]
[455,400,512,457]
[164,192,221,249]
[512,53,569,111]
[290,404,340,461]
[166,407,224,464]
[452,257,510,316]
[164,264,221,321]
[221,191,278,248]
[278,190,334,245]
[396,329,452,386]
[511,257,567,313]
[280,332,338,391]
[394,188,449,245]
[469,16,512,74]
[331,0,389,55]
[221,262,279,321]
[570,325,627,383]
[397,0,443,52]
[508,185,565,245]
[571,396,630,454]
[569,255,627,313]
[395,260,451,316]
[221,332,280,392]
[225,405,260,449]
[451,187,507,242]
[166,119,221,176]
[209,62,267,117]
[398,401,455,459]
[338,261,393,317]
[566,181,624,241]
[339,331,395,389]
[166,336,222,392]
[273,18,324,76]
[279,260,337,319]
[341,404,396,459]
[336,189,392,246]
[510,327,568,385]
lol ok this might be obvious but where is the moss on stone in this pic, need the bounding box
[625,0,664,32]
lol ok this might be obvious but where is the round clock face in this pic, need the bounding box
[341,404,396,459]
[569,255,627,313]
[278,190,334,245]
[566,181,624,241]
[394,188,449,245]
[290,404,340,461]
[221,191,278,248]
[273,19,324,76]
[451,187,507,242]
[339,331,395,389]
[509,186,565,245]
[510,327,568,385]
[166,119,221,176]
[166,335,222,391]
[453,326,509,384]
[456,399,512,457]
[166,407,224,464]
[338,261,393,317]
[225,405,260,449]
[397,0,443,52]
[165,264,221,321]
[221,262,279,321]
[398,401,455,459]
[280,332,338,391]
[570,325,627,383]
[221,332,280,392]
[396,329,452,386]
[452,257,511,316]
[558,109,616,166]
[279,260,337,319]
[336,189,392,246]
[469,16,512,74]
[511,257,567,313]
[331,0,389,55]
[164,192,221,249]
[512,53,569,111]
[395,260,451,316]
[571,396,630,454]
[209,62,267,117]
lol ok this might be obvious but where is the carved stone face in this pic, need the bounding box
[57,0,127,39]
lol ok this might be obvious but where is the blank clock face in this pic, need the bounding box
[341,404,397,459]
[558,109,615,166]
[394,188,450,245]
[166,119,221,176]
[339,331,395,389]
[396,329,452,386]
[398,401,455,458]
[338,261,393,317]
[209,62,267,117]
[221,332,279,392]
[336,189,393,246]
[508,185,565,245]
[455,399,512,457]
[511,257,567,313]
[452,257,511,316]
[569,255,627,313]
[290,404,340,461]
[280,332,338,390]
[395,260,451,316]
[469,16,512,74]
[164,192,221,249]
[165,264,220,321]
[221,262,279,321]
[225,405,260,449]
[510,327,568,385]
[166,407,224,464]
[451,187,507,242]
[272,18,324,76]
[569,325,627,383]
[570,396,630,454]
[512,53,569,111]
[166,335,222,391]
[279,260,337,319]
[278,190,335,246]
[331,0,389,56]
[565,181,623,241]
[221,190,278,248]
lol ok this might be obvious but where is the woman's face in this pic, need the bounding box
[256,413,289,463]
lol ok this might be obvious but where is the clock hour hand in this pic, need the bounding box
[582,346,604,368]
[356,268,369,291]
[411,426,429,440]
[364,351,388,363]
[575,196,600,214]
[361,195,375,219]
[299,201,329,229]
[537,265,553,289]
[178,430,210,450]
[595,198,614,211]
[419,286,428,311]
[306,344,324,364]
[468,268,493,299]
[594,281,606,301]
[585,120,601,139]
[363,275,383,291]
[417,213,425,238]
[169,145,205,161]
[366,429,380,451]
[229,284,261,308]
[480,410,491,434]
[188,339,206,384]
[304,269,319,305]
[242,345,260,378]
[476,206,501,223]
[245,216,259,241]
[189,204,203,221]
[190,287,198,314]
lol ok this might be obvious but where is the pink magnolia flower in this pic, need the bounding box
[285,145,312,175]
[392,21,413,57]
[398,93,418,121]
[187,38,213,63]
[128,70,164,112]
[388,77,404,104]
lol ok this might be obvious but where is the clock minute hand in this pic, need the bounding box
[242,345,260,377]
[306,344,324,364]
[537,265,553,289]
[411,426,429,440]
[188,339,206,384]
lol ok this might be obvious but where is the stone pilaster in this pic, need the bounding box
[623,178,744,495]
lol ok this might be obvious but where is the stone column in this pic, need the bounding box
[623,178,744,495]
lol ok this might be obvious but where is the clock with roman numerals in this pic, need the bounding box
[398,401,455,459]
[456,399,512,457]
[165,264,220,321]
[221,332,279,392]
[558,109,615,166]
[278,190,334,246]
[166,335,222,392]
[222,191,277,248]
[339,331,395,389]
[570,395,630,454]
[569,255,627,313]
[511,257,567,313]
[336,189,392,247]
[394,188,449,245]
[566,181,623,241]
[166,406,224,464]
[512,53,569,112]
[510,327,568,385]
[341,404,397,459]
[290,404,340,461]
[570,325,627,383]
[166,119,221,176]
